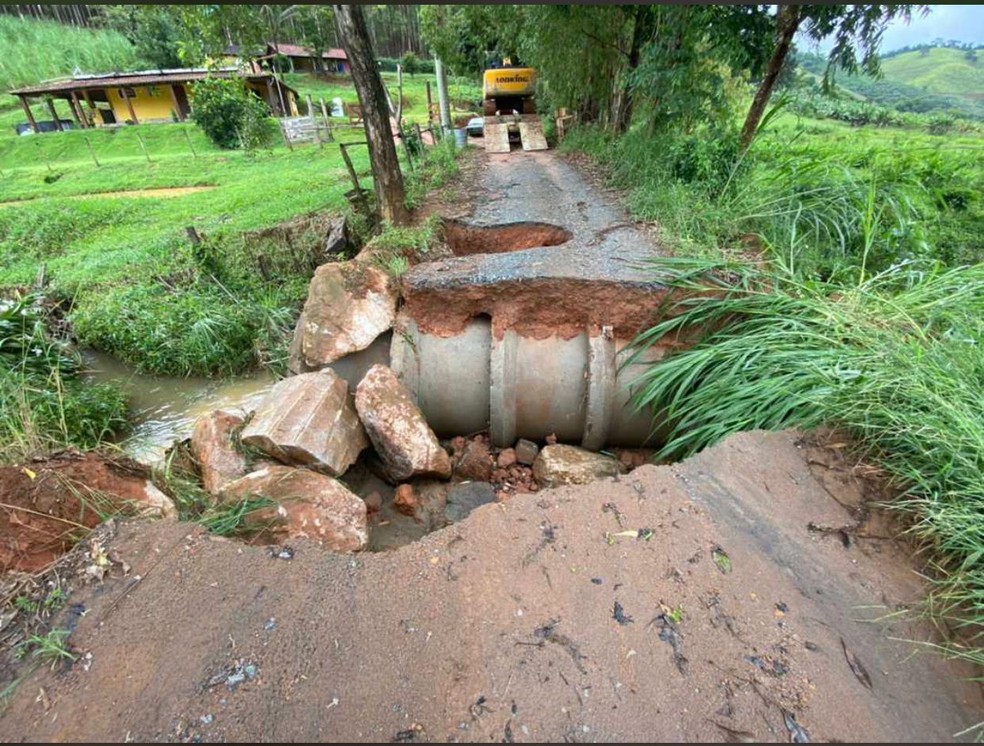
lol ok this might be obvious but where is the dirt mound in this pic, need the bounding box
[0,430,979,741]
[0,451,168,573]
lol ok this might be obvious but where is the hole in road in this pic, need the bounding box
[442,219,572,256]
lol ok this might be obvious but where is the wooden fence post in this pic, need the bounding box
[339,142,372,217]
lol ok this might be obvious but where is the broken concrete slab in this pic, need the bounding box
[241,369,368,477]
[288,260,397,374]
[220,465,367,552]
[354,364,451,482]
[191,410,247,495]
[532,444,623,488]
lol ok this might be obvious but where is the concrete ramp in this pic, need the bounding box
[483,121,510,153]
[519,118,548,151]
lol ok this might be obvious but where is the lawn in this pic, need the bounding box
[0,69,464,378]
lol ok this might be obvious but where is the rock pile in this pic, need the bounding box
[186,364,651,553]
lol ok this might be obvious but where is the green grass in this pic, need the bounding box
[880,47,984,98]
[561,111,982,275]
[0,121,374,377]
[626,257,983,663]
[0,15,139,93]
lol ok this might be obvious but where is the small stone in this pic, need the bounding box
[514,439,539,465]
[363,491,383,513]
[532,445,624,488]
[453,437,493,483]
[393,484,418,516]
[497,448,517,468]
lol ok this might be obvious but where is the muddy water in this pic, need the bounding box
[82,350,275,464]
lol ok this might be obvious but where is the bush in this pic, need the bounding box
[191,77,276,151]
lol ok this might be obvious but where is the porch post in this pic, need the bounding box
[19,95,39,133]
[120,86,139,124]
[68,92,83,127]
[45,97,64,131]
[168,84,185,121]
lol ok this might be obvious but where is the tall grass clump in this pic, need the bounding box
[0,292,128,461]
[0,15,138,92]
[627,257,983,660]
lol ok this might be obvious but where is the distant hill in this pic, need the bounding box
[880,46,983,98]
[0,15,138,95]
[799,46,984,119]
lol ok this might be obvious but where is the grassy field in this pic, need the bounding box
[881,47,984,97]
[0,64,471,381]
[0,15,139,92]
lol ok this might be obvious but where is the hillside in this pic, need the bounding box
[880,46,984,97]
[0,15,138,94]
[801,46,984,119]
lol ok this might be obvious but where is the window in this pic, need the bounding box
[118,87,136,99]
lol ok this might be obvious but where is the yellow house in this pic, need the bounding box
[9,68,299,133]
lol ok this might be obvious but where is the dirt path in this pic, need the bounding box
[2,149,980,741]
[1,430,979,742]
[0,186,214,208]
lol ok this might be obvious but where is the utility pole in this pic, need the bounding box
[434,57,451,135]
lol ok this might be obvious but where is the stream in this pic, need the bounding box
[82,350,276,464]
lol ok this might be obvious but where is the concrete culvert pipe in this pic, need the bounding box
[390,316,664,449]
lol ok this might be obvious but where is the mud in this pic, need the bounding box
[402,275,673,341]
[0,430,980,742]
[0,451,160,573]
[441,219,572,256]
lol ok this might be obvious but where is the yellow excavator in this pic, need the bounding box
[481,61,548,153]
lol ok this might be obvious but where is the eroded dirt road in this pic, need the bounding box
[1,431,980,742]
[2,149,980,742]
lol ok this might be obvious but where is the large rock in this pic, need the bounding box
[241,370,368,477]
[220,466,367,552]
[532,445,624,488]
[191,410,247,495]
[354,364,452,482]
[288,261,397,373]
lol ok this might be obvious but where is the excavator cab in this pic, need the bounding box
[482,59,547,153]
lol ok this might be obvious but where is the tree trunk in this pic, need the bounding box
[334,4,408,226]
[611,7,652,135]
[739,4,801,153]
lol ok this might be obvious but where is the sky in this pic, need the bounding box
[798,5,984,54]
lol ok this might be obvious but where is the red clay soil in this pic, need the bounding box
[441,220,572,256]
[0,451,159,574]
[402,276,675,341]
[0,430,980,742]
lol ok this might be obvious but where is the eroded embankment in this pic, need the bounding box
[0,430,979,742]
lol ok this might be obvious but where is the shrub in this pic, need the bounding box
[191,77,275,151]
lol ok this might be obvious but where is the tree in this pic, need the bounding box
[333,5,408,226]
[739,4,929,152]
[102,5,183,69]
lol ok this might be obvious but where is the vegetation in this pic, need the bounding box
[0,14,138,92]
[190,76,276,150]
[0,292,128,461]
